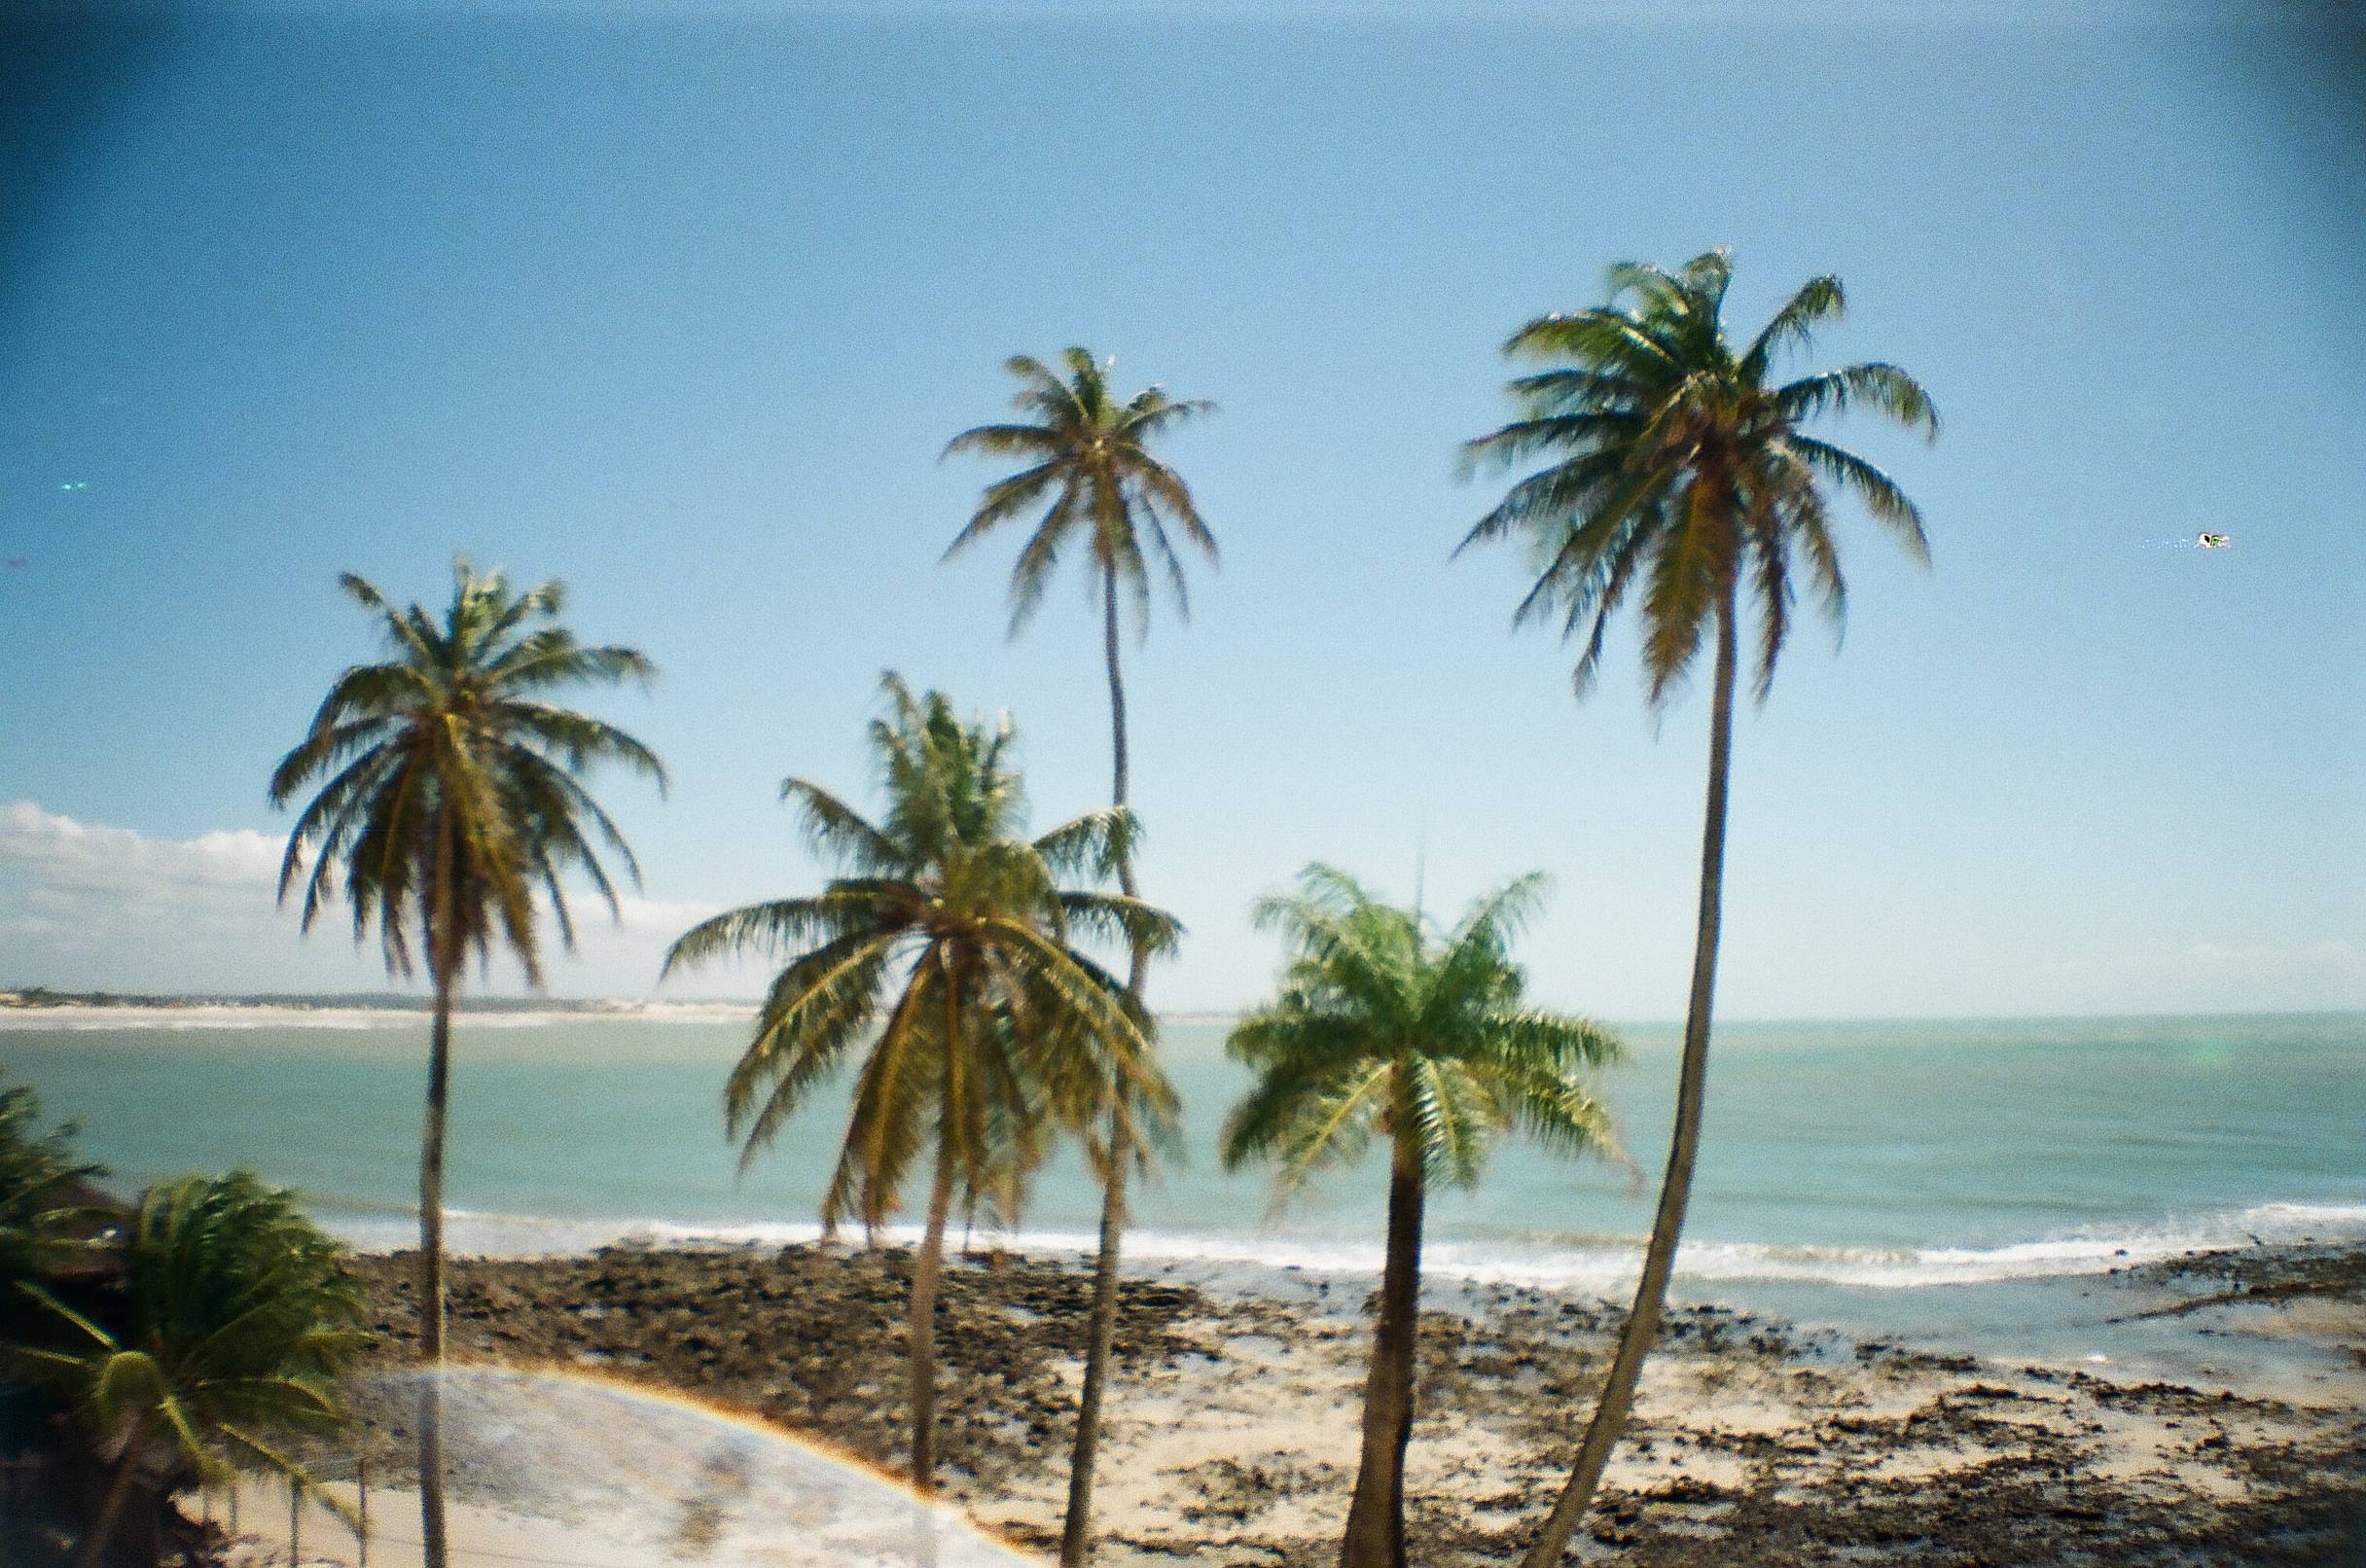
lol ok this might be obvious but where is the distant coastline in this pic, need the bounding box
[0,989,753,1029]
[0,987,1245,1026]
[5,990,2350,1030]
[0,986,696,1016]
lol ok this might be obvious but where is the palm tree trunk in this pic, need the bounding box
[909,1146,957,1493]
[419,975,452,1360]
[1100,569,1133,813]
[75,1436,146,1568]
[417,815,457,1568]
[1060,1115,1128,1564]
[1342,1135,1425,1568]
[1059,571,1150,1567]
[1522,587,1739,1568]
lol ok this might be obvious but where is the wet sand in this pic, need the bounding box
[273,1243,2366,1566]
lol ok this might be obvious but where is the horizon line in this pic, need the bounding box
[3,987,2359,1030]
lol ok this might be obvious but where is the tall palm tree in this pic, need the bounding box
[269,556,664,1567]
[662,674,1179,1494]
[943,346,1213,1565]
[1223,866,1623,1568]
[9,1171,368,1568]
[1458,249,1937,1564]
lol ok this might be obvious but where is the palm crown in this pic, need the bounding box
[10,1171,367,1499]
[1459,248,1939,703]
[943,348,1216,636]
[269,557,666,983]
[663,674,1181,1230]
[1223,866,1623,1197]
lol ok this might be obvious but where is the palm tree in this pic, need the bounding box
[1458,249,1936,1565]
[662,674,1179,1494]
[943,346,1213,1565]
[269,555,664,1567]
[9,1171,368,1568]
[0,1077,104,1316]
[1223,866,1623,1568]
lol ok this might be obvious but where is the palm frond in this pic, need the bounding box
[1637,480,1727,706]
[780,778,905,873]
[1774,362,1940,439]
[943,424,1062,460]
[1739,274,1845,381]
[1783,433,1932,563]
[723,933,898,1166]
[663,889,897,978]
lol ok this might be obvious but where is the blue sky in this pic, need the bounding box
[1,3,2359,1017]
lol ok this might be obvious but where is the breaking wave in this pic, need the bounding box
[321,1199,2366,1295]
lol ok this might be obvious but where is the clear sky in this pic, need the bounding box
[1,2,2360,1018]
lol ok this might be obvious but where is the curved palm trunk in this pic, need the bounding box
[1522,589,1739,1568]
[75,1427,148,1568]
[909,1146,958,1492]
[417,817,457,1568]
[1059,572,1151,1567]
[1341,1134,1425,1568]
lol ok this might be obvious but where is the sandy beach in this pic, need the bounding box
[215,1242,2366,1567]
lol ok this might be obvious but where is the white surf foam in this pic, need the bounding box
[320,1199,2366,1296]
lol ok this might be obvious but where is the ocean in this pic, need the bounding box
[6,1010,2360,1383]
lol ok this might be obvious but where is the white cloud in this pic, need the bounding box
[0,801,279,894]
[0,801,751,998]
[608,894,722,934]
[2178,938,2360,976]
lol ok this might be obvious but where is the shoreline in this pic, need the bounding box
[317,1198,2366,1283]
[283,1239,2366,1566]
[9,999,2357,1030]
[302,1205,2366,1395]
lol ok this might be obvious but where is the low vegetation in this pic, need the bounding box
[0,1081,367,1568]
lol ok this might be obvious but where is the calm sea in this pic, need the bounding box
[7,1011,2360,1379]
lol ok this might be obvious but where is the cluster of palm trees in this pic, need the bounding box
[267,249,1934,1568]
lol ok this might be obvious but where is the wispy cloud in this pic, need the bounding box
[0,800,279,894]
[0,801,744,997]
[2028,937,2365,1014]
[2178,938,2358,974]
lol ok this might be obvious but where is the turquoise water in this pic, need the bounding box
[6,1011,2361,1372]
